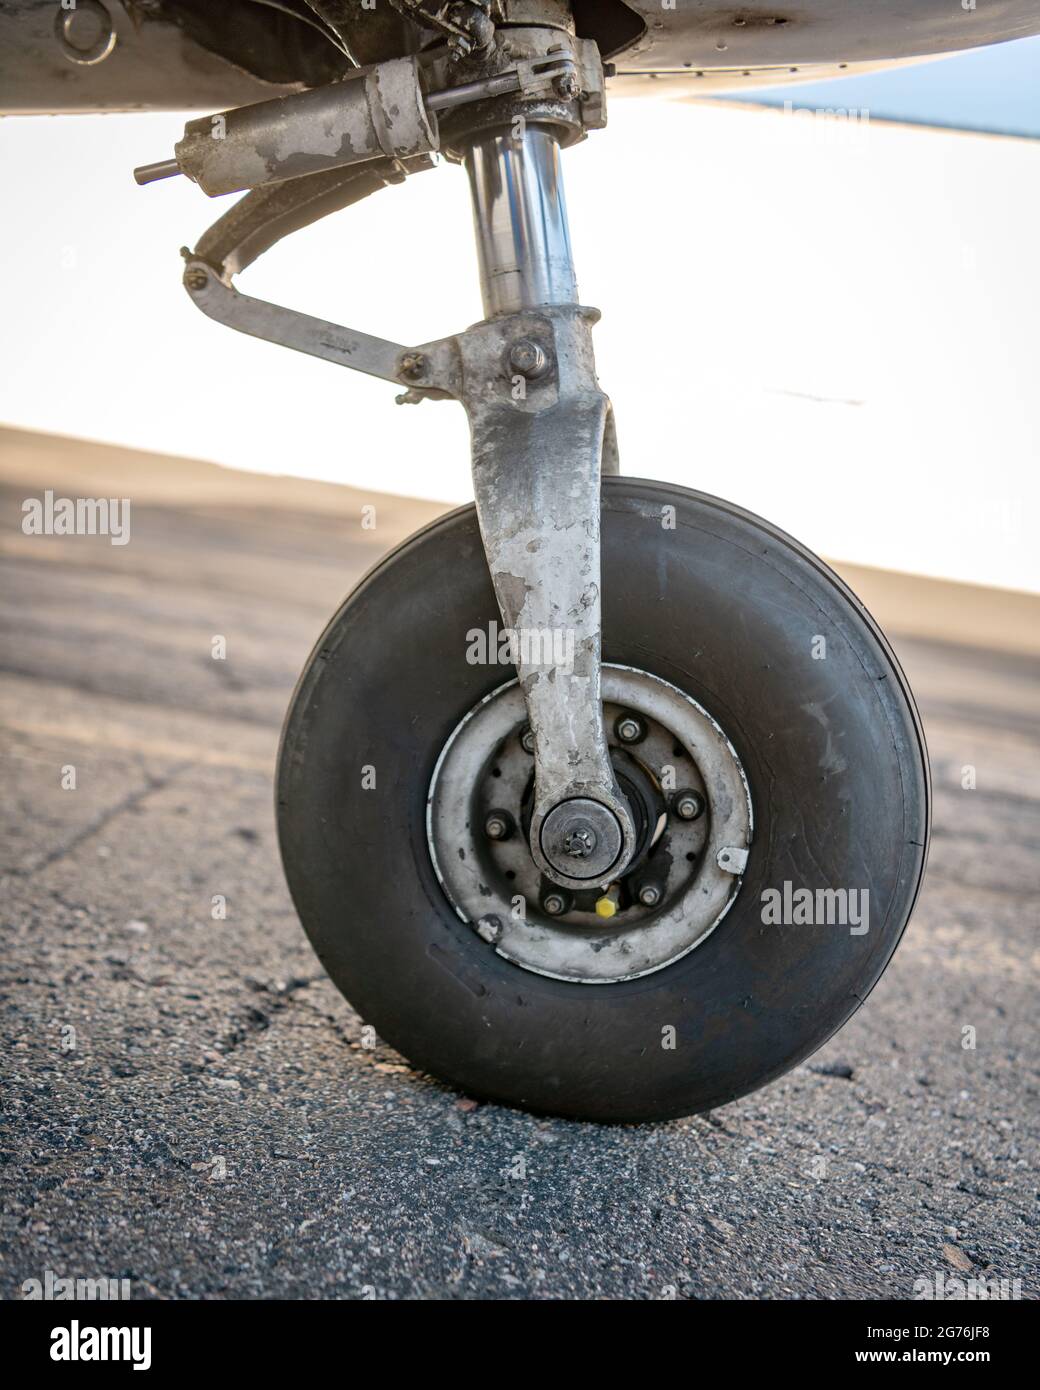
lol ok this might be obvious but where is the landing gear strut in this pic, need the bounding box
[137,6,929,1120]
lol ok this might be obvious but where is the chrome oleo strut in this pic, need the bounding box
[136,23,634,890]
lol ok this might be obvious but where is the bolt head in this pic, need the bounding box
[554,72,580,100]
[484,813,508,841]
[540,798,624,880]
[542,893,567,916]
[616,714,644,744]
[674,789,705,821]
[508,339,547,380]
[399,352,426,381]
[638,883,662,908]
[520,726,536,755]
[183,267,208,292]
[563,826,597,858]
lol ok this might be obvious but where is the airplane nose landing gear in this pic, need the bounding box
[141,3,929,1120]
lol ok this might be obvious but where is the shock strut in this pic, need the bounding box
[134,12,634,891]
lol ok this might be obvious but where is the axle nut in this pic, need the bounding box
[563,826,597,859]
[540,798,623,880]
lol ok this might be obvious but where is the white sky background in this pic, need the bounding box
[0,99,1037,592]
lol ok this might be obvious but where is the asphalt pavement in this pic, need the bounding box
[1,426,1037,1300]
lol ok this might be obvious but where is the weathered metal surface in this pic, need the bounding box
[457,116,635,886]
[389,0,497,59]
[163,301,625,886]
[6,1,1040,113]
[427,40,601,120]
[180,258,460,394]
[455,304,635,887]
[426,666,753,982]
[192,156,436,280]
[0,1,335,114]
[134,35,601,194]
[429,26,607,152]
[177,86,629,889]
[173,57,438,197]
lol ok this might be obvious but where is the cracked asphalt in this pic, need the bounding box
[1,427,1038,1300]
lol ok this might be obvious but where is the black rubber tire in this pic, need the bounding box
[277,479,930,1122]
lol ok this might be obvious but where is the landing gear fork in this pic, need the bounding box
[174,33,634,892]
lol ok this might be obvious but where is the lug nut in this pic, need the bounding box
[520,726,536,754]
[638,883,662,908]
[542,892,568,916]
[508,339,548,379]
[615,712,645,744]
[484,810,512,842]
[673,789,706,821]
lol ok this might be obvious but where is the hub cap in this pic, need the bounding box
[427,665,753,984]
[540,798,623,879]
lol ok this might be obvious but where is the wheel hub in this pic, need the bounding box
[427,665,753,983]
[540,798,622,879]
